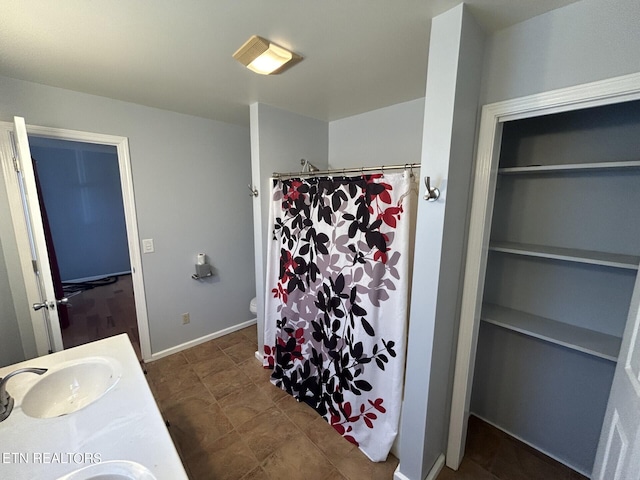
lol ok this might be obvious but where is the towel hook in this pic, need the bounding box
[424,176,440,201]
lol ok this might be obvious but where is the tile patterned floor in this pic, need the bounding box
[144,327,588,480]
[144,326,399,480]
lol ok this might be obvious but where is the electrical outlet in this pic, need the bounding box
[181,312,190,325]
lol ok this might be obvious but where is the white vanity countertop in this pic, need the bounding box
[0,334,188,480]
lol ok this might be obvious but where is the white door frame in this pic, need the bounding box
[446,71,640,469]
[0,121,152,361]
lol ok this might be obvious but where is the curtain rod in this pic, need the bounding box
[272,162,422,179]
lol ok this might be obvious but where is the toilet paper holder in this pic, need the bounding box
[192,253,214,280]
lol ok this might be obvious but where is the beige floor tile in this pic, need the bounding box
[218,383,274,428]
[156,379,213,413]
[371,455,400,480]
[223,339,259,364]
[239,325,258,344]
[237,358,272,384]
[212,330,248,350]
[183,340,226,364]
[275,394,321,429]
[261,435,337,480]
[185,431,258,480]
[169,405,233,460]
[237,406,301,461]
[191,354,236,380]
[241,466,270,480]
[323,471,349,480]
[150,366,203,405]
[144,352,188,382]
[164,395,234,456]
[201,366,253,400]
[256,380,289,403]
[301,415,356,463]
[331,446,398,480]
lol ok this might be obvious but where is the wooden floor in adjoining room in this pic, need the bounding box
[62,274,141,360]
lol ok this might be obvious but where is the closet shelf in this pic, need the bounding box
[489,241,640,270]
[481,303,621,362]
[498,160,640,175]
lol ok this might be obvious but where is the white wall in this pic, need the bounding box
[396,5,485,479]
[0,74,253,356]
[0,236,25,366]
[328,98,424,169]
[480,0,640,105]
[250,103,328,352]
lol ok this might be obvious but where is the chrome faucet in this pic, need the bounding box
[0,368,47,422]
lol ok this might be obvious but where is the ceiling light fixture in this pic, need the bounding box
[233,35,302,75]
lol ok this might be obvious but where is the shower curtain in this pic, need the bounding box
[263,171,414,462]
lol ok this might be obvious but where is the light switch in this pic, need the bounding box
[142,239,155,253]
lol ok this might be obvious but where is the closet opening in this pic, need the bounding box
[447,75,640,479]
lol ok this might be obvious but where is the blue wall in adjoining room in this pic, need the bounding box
[30,138,130,282]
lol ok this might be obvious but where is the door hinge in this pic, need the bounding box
[32,260,38,274]
[12,155,20,173]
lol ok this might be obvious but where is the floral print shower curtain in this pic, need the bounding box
[263,171,414,461]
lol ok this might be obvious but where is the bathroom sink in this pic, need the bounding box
[56,460,157,479]
[21,357,122,419]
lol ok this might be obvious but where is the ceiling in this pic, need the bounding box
[0,1,580,126]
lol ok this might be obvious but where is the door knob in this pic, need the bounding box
[32,301,51,311]
[33,298,68,311]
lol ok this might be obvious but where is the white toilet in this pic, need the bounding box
[250,297,257,316]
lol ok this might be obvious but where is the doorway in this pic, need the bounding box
[29,136,142,358]
[0,119,151,361]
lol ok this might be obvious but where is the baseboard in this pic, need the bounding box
[64,270,132,283]
[255,350,262,362]
[394,454,444,480]
[147,318,257,362]
[393,466,411,480]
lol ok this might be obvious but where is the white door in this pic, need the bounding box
[11,116,65,352]
[592,269,640,479]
